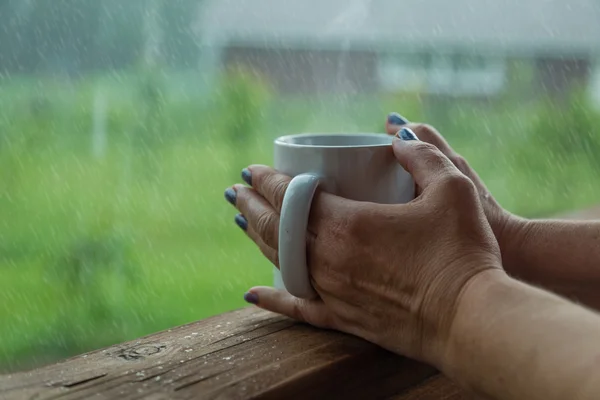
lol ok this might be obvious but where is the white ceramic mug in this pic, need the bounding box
[273,133,415,299]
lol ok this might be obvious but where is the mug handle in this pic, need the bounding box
[279,173,321,299]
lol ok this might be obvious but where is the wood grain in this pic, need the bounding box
[0,308,449,399]
[392,375,473,400]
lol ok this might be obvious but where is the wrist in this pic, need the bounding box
[496,213,531,275]
[440,269,516,380]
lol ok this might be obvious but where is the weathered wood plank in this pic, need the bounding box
[392,375,472,399]
[0,308,443,399]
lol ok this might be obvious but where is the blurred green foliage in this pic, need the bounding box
[527,89,600,166]
[216,67,272,178]
[0,69,599,372]
[512,89,600,216]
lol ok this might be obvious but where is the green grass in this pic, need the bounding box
[0,138,276,371]
[0,71,599,372]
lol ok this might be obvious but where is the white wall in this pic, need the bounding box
[589,60,600,110]
[378,53,507,96]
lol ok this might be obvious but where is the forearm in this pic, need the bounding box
[443,270,600,400]
[504,219,600,308]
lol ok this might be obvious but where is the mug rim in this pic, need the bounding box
[274,133,393,149]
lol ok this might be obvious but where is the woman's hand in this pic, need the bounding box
[386,113,525,273]
[224,132,503,368]
[387,114,600,311]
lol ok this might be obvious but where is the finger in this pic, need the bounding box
[233,185,279,249]
[244,165,344,234]
[244,286,333,329]
[386,113,454,154]
[232,187,320,269]
[404,124,456,157]
[405,124,492,194]
[387,117,479,176]
[242,165,291,212]
[392,128,461,190]
[244,221,279,268]
[385,112,410,135]
[385,112,458,155]
[385,117,494,203]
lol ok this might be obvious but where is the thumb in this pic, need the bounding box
[244,287,332,329]
[392,128,459,190]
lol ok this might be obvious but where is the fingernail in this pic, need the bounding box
[244,292,259,305]
[235,214,248,231]
[224,188,236,205]
[241,168,252,186]
[388,112,409,126]
[397,127,419,141]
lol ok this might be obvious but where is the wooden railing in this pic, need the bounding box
[1,207,598,399]
[0,308,464,399]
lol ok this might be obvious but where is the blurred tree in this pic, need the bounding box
[218,67,271,179]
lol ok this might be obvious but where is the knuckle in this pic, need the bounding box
[412,141,439,155]
[255,210,278,244]
[442,173,477,200]
[412,123,437,140]
[418,146,448,171]
[412,124,453,154]
[449,154,469,174]
[412,123,435,135]
[266,175,290,210]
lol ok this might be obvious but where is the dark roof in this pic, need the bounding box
[196,0,600,56]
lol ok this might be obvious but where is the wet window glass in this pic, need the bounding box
[0,0,599,372]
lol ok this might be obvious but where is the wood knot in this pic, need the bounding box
[113,343,166,361]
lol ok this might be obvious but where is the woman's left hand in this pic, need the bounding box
[224,132,504,368]
[385,113,523,271]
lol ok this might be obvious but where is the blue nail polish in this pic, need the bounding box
[241,168,252,186]
[235,214,248,231]
[398,128,419,141]
[388,112,409,126]
[244,292,259,305]
[224,188,236,205]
